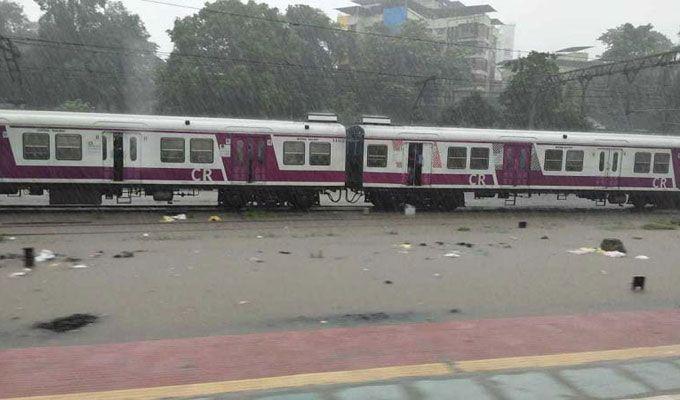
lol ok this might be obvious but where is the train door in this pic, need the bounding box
[231,135,266,183]
[599,149,622,188]
[407,143,424,186]
[125,133,142,182]
[501,143,531,186]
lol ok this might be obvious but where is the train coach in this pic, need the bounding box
[346,117,680,210]
[0,110,346,208]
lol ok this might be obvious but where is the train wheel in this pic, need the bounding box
[218,190,246,210]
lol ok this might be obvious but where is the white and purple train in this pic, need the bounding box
[1,109,679,209]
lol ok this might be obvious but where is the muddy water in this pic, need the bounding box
[1,209,679,349]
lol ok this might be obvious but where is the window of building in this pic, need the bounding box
[23,132,50,160]
[190,138,214,163]
[447,147,467,169]
[309,142,331,166]
[161,137,185,163]
[367,144,388,168]
[544,149,563,171]
[55,133,82,161]
[102,136,107,160]
[634,152,651,173]
[565,150,583,172]
[470,147,490,170]
[283,141,305,165]
[130,137,137,161]
[653,153,670,174]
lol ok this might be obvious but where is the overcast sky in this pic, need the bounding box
[15,0,680,59]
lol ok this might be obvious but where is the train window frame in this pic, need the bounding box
[309,142,331,166]
[565,150,584,172]
[190,138,214,164]
[283,141,305,165]
[55,133,82,161]
[470,147,490,170]
[160,137,185,163]
[634,152,651,173]
[612,152,619,172]
[447,147,467,169]
[23,132,50,160]
[653,153,670,174]
[366,144,388,168]
[130,137,138,162]
[544,149,563,171]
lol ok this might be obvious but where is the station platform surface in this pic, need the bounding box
[2,309,680,400]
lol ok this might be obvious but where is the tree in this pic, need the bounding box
[500,52,587,131]
[28,0,160,112]
[0,0,32,36]
[0,1,34,105]
[441,92,497,128]
[599,23,674,61]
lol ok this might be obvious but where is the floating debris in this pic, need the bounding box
[635,255,650,260]
[8,271,28,278]
[540,236,549,240]
[518,221,527,229]
[34,314,98,333]
[248,257,264,263]
[35,250,55,262]
[568,247,598,255]
[600,238,626,253]
[70,264,90,269]
[208,215,223,222]
[398,243,412,250]
[113,251,135,259]
[383,280,393,285]
[456,242,474,248]
[457,227,471,232]
[603,251,626,258]
[278,251,291,255]
[444,252,461,258]
[309,250,324,259]
[237,300,250,305]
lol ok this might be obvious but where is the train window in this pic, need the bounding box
[55,133,82,161]
[160,137,185,163]
[544,149,563,171]
[599,152,605,172]
[310,142,331,166]
[565,150,583,172]
[236,140,244,163]
[447,147,467,169]
[470,147,489,170]
[23,132,50,160]
[367,144,388,168]
[102,136,107,160]
[190,138,214,163]
[653,153,670,174]
[612,152,619,172]
[130,137,137,161]
[634,152,651,173]
[283,141,305,165]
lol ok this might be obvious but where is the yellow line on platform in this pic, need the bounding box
[7,344,680,400]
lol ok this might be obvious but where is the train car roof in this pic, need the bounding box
[0,110,346,136]
[357,124,680,148]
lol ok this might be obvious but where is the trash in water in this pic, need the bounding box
[600,238,626,253]
[174,214,187,220]
[64,257,82,263]
[457,227,471,232]
[632,276,646,291]
[449,309,460,314]
[34,249,55,262]
[433,273,441,278]
[435,241,445,246]
[568,247,598,255]
[444,252,461,258]
[320,320,328,324]
[8,271,28,278]
[398,243,412,250]
[278,251,291,255]
[237,300,250,305]
[113,251,135,259]
[8,237,16,241]
[601,270,608,275]
[632,237,643,240]
[310,250,324,259]
[249,257,264,263]
[70,264,89,269]
[518,221,528,229]
[362,268,370,272]
[142,233,150,238]
[384,280,393,285]
[635,255,650,260]
[404,204,416,216]
[603,251,626,258]
[419,243,428,247]
[161,216,176,223]
[456,242,474,248]
[90,251,105,258]
[209,215,223,222]
[34,313,98,332]
[256,235,264,239]
[541,236,549,240]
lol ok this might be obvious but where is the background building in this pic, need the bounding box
[337,0,515,97]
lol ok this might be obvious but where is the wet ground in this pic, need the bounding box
[0,192,679,350]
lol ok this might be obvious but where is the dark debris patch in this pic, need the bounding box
[278,251,292,255]
[456,242,474,248]
[113,251,135,259]
[33,314,98,333]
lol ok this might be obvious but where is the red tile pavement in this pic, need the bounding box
[2,309,680,398]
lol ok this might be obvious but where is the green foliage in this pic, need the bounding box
[440,92,498,128]
[500,52,588,131]
[0,0,32,35]
[599,23,674,61]
[57,99,93,111]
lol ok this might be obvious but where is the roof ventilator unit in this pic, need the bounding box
[306,113,338,123]
[361,115,391,125]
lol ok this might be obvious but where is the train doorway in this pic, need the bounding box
[231,135,267,183]
[407,143,423,186]
[597,149,623,188]
[501,143,531,186]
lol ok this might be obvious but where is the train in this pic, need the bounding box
[1,109,679,210]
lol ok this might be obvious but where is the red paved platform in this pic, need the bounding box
[2,309,680,398]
